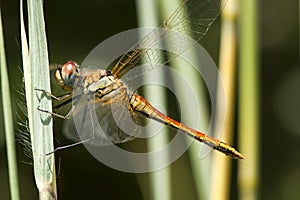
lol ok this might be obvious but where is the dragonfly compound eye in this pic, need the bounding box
[55,61,79,91]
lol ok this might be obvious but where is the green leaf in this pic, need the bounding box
[20,0,57,198]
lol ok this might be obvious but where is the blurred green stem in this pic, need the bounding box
[159,0,212,199]
[0,8,21,200]
[238,0,260,199]
[135,0,171,200]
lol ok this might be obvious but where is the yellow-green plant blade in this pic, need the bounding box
[0,7,21,200]
[238,0,260,199]
[20,0,57,198]
[210,0,238,199]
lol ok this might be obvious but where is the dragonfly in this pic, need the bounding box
[37,0,244,159]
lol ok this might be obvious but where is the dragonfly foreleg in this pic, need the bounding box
[35,88,73,101]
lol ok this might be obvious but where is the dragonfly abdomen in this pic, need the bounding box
[130,94,244,159]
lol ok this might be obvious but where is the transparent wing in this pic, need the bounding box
[63,90,143,146]
[112,0,225,78]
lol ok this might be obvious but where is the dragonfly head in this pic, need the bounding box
[55,61,80,91]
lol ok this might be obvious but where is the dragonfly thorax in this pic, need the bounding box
[83,69,125,99]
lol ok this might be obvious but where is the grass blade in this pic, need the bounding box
[238,0,260,199]
[20,0,57,198]
[135,0,171,199]
[210,0,238,199]
[0,7,21,200]
[159,0,212,199]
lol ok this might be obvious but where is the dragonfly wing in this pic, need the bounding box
[112,0,225,78]
[63,91,143,146]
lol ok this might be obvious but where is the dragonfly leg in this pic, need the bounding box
[46,137,93,155]
[35,87,73,101]
[45,102,95,155]
[35,88,78,119]
[37,105,74,119]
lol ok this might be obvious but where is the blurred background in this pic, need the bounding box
[0,0,299,199]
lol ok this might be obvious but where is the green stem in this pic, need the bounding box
[135,0,171,200]
[0,8,21,200]
[159,0,212,199]
[238,0,260,199]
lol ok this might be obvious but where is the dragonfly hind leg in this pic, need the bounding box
[46,100,96,155]
[46,137,94,155]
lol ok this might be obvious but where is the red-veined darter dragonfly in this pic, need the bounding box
[37,0,244,159]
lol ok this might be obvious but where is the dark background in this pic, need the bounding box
[0,0,299,199]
